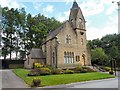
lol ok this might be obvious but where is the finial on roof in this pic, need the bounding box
[74,0,76,2]
[72,0,79,9]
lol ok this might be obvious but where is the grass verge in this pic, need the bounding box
[13,69,115,87]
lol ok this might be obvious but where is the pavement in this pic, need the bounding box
[1,69,28,88]
[0,69,119,89]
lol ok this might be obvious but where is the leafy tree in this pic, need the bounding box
[109,45,120,67]
[88,34,120,66]
[1,7,62,60]
[91,48,107,65]
[2,7,17,60]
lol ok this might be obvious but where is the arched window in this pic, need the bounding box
[67,52,69,63]
[66,35,71,44]
[76,55,80,61]
[69,52,72,63]
[64,52,74,64]
[64,52,66,63]
[53,52,55,64]
[72,52,74,63]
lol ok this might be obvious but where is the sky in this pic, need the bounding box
[0,0,119,40]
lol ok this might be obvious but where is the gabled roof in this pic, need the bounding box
[42,21,68,44]
[30,48,45,59]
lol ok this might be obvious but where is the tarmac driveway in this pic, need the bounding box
[1,69,28,88]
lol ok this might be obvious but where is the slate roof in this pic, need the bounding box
[42,0,85,44]
[42,21,68,44]
[30,48,45,59]
[71,0,85,22]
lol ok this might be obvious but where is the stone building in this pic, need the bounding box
[24,48,46,68]
[25,0,91,69]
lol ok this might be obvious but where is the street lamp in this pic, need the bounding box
[113,59,117,76]
[112,1,120,33]
[118,1,120,34]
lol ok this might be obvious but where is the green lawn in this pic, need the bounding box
[13,69,115,87]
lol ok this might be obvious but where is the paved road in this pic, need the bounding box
[1,69,28,88]
[68,78,118,88]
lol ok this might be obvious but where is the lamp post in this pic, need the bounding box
[112,1,120,33]
[118,1,120,34]
[110,59,113,71]
[113,59,117,76]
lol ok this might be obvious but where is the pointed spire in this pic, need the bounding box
[72,0,79,9]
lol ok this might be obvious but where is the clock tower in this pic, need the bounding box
[69,0,86,30]
[69,0,89,66]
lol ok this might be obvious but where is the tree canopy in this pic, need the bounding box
[88,34,120,66]
[1,7,61,60]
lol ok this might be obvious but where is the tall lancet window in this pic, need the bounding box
[66,35,71,44]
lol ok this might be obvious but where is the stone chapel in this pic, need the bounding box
[24,0,91,69]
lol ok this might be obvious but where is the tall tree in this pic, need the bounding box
[1,7,62,60]
[91,48,107,65]
[109,45,120,67]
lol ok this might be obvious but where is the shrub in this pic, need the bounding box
[109,70,114,75]
[82,67,96,72]
[100,66,111,71]
[28,68,41,76]
[51,69,61,74]
[39,68,51,75]
[31,78,41,87]
[34,63,43,68]
[80,68,87,73]
[74,66,84,73]
[64,69,74,74]
[117,67,120,71]
[60,70,65,74]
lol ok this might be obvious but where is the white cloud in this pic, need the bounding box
[33,2,42,11]
[87,15,118,40]
[80,0,104,17]
[43,5,54,13]
[0,0,26,9]
[56,10,70,22]
[106,3,117,15]
[64,0,71,4]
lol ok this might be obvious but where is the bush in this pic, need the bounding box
[117,67,120,71]
[60,70,65,74]
[100,66,111,71]
[34,63,43,68]
[39,68,51,75]
[31,78,41,87]
[51,69,61,74]
[81,68,87,73]
[28,68,41,76]
[82,67,96,72]
[64,69,74,74]
[74,66,84,73]
[109,70,114,75]
[74,66,96,73]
